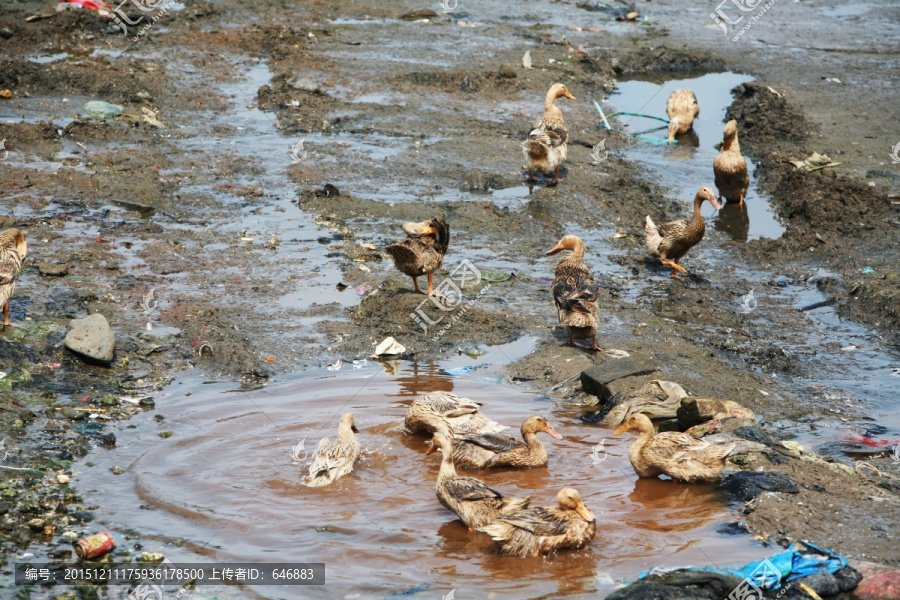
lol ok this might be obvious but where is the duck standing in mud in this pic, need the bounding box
[384,217,449,298]
[547,235,602,351]
[523,83,575,184]
[0,229,27,327]
[644,186,721,278]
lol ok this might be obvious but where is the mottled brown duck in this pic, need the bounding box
[432,432,532,530]
[0,229,27,327]
[523,83,575,183]
[303,412,361,488]
[384,216,449,297]
[614,413,735,483]
[644,186,721,278]
[547,235,601,351]
[713,119,750,207]
[426,416,562,469]
[405,391,507,437]
[478,488,596,557]
[666,89,700,141]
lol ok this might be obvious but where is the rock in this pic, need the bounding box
[70,510,95,522]
[581,357,661,400]
[791,566,862,598]
[717,417,757,434]
[110,466,124,475]
[37,262,69,277]
[459,73,484,93]
[0,27,13,40]
[287,76,323,94]
[0,339,38,365]
[123,370,150,381]
[719,471,799,501]
[677,398,726,429]
[46,289,86,317]
[656,418,682,433]
[159,431,174,439]
[498,63,517,78]
[732,425,776,447]
[64,314,115,363]
[606,571,743,600]
[99,433,116,447]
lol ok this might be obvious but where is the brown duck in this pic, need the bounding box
[713,119,750,207]
[547,235,601,351]
[478,488,596,557]
[524,83,576,183]
[666,89,700,141]
[614,413,736,483]
[644,186,721,278]
[431,432,532,530]
[0,229,27,327]
[385,217,449,297]
[405,391,507,437]
[426,416,562,469]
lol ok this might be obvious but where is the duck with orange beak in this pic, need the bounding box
[547,234,601,351]
[614,413,735,483]
[644,186,721,278]
[523,83,576,184]
[384,216,449,297]
[426,415,563,469]
[478,488,596,557]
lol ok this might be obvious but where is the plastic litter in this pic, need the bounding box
[861,267,875,274]
[789,152,843,172]
[373,337,405,357]
[83,100,123,119]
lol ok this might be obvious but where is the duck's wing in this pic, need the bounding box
[496,507,569,536]
[456,432,523,453]
[656,218,690,240]
[646,432,715,462]
[422,392,481,418]
[552,267,598,322]
[530,115,568,147]
[444,476,504,502]
[307,437,354,478]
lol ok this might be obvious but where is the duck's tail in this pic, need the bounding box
[644,215,662,256]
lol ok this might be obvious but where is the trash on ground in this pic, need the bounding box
[0,90,12,99]
[374,336,406,357]
[522,50,532,69]
[719,471,799,501]
[459,347,486,358]
[603,380,687,425]
[83,100,124,119]
[616,11,640,21]
[789,152,843,172]
[73,531,116,560]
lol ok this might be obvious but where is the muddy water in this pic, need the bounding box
[609,71,786,242]
[80,338,767,599]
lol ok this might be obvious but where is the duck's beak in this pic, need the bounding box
[424,443,436,455]
[565,91,576,100]
[707,193,722,210]
[351,425,359,433]
[613,422,629,435]
[402,221,437,237]
[546,242,565,256]
[544,424,563,440]
[575,501,596,522]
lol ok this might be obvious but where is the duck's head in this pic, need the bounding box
[402,219,439,238]
[667,117,682,141]
[426,432,452,456]
[1,229,27,259]
[546,83,576,104]
[613,412,654,436]
[695,186,722,210]
[522,416,563,439]
[722,119,739,149]
[546,234,585,256]
[340,412,359,434]
[557,488,595,522]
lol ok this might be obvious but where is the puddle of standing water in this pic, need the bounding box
[77,339,768,599]
[609,71,786,242]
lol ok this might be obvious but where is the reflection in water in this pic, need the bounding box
[714,202,751,242]
[628,477,725,533]
[391,361,454,397]
[674,128,700,148]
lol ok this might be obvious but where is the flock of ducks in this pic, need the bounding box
[305,392,735,557]
[301,83,752,557]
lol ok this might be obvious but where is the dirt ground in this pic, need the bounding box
[0,0,899,597]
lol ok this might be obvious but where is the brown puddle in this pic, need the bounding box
[79,355,769,599]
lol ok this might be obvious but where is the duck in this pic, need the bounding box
[523,83,576,183]
[405,391,507,437]
[547,235,601,351]
[644,186,721,278]
[384,217,449,297]
[431,432,532,530]
[303,412,361,487]
[713,119,750,207]
[614,413,735,483]
[0,229,27,327]
[426,416,563,469]
[478,488,596,557]
[666,89,700,141]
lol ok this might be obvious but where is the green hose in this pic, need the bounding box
[594,101,674,144]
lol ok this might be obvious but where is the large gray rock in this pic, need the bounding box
[64,313,115,363]
[580,356,660,400]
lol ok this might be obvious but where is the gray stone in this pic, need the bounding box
[580,356,660,400]
[288,76,322,94]
[64,313,115,363]
[677,398,727,429]
[37,262,69,277]
[498,63,517,78]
